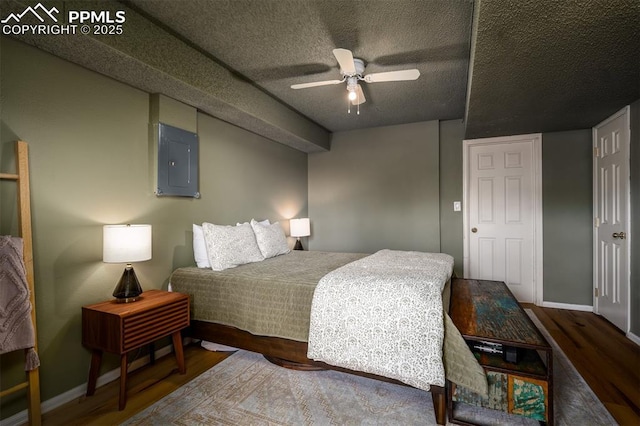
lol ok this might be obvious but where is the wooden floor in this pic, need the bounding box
[40,346,231,426]
[40,307,639,425]
[528,305,640,425]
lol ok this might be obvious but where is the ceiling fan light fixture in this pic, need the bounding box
[290,48,417,112]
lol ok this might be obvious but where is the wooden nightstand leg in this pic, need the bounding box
[171,331,186,374]
[149,342,155,364]
[86,350,102,396]
[118,354,128,410]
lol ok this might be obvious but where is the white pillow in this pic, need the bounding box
[237,219,270,226]
[194,220,268,268]
[250,219,290,259]
[193,224,211,268]
[203,222,264,271]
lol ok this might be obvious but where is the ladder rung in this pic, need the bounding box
[0,380,29,397]
[0,172,19,180]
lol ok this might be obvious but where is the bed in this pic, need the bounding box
[170,248,487,425]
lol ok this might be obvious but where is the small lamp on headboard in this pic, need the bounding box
[290,218,310,251]
[103,224,152,303]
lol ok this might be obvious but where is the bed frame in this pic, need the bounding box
[190,319,447,425]
[0,141,42,425]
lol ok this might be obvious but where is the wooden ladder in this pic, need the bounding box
[0,141,42,425]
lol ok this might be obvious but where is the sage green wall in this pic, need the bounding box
[308,121,440,253]
[0,38,307,419]
[542,130,594,305]
[439,120,465,278]
[308,120,597,307]
[630,99,640,336]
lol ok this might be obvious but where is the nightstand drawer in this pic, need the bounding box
[122,298,189,352]
[82,290,190,354]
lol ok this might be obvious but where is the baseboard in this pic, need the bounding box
[0,344,174,426]
[627,331,640,346]
[540,301,594,312]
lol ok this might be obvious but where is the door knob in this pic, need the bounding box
[612,232,626,239]
[471,227,478,233]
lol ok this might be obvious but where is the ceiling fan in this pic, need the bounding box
[291,48,420,107]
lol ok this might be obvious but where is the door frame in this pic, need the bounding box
[592,105,631,332]
[462,134,544,304]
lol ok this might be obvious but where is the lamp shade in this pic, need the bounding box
[290,218,310,238]
[103,224,152,263]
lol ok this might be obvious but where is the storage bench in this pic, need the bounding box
[448,278,553,425]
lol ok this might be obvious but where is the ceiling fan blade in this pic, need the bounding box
[333,48,356,74]
[291,79,343,89]
[351,84,366,105]
[364,69,420,83]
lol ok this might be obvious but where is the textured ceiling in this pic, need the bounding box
[127,0,474,133]
[466,0,640,138]
[2,0,639,150]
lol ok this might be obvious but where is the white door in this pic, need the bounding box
[463,135,543,303]
[593,106,630,332]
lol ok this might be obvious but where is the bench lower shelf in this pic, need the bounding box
[450,367,549,424]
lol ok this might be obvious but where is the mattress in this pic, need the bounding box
[170,250,488,396]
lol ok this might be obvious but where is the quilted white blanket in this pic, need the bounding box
[307,249,454,391]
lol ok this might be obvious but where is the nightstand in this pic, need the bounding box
[82,290,190,410]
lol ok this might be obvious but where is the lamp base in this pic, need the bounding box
[293,238,304,251]
[113,264,143,303]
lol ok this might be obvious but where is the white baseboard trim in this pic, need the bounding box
[627,331,640,346]
[540,301,594,312]
[1,344,174,426]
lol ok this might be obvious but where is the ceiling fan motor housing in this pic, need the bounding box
[346,76,359,90]
[343,58,366,77]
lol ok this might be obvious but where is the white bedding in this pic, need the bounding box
[307,249,454,391]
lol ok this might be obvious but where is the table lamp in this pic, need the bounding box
[290,218,310,250]
[103,224,152,303]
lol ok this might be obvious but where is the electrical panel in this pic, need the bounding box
[156,122,199,198]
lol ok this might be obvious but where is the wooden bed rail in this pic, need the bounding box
[0,141,42,425]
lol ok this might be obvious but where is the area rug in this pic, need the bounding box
[123,311,617,425]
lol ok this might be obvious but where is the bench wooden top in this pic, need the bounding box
[450,278,550,350]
